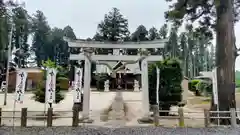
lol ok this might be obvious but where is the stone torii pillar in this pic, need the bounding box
[141,59,150,117]
[82,56,91,119]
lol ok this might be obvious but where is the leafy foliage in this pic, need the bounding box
[32,60,65,104]
[131,25,148,41]
[189,79,213,96]
[94,7,130,42]
[196,80,212,95]
[148,58,183,115]
[148,27,159,40]
[93,8,130,54]
[188,79,200,92]
[12,6,31,67]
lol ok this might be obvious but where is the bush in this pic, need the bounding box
[236,79,240,88]
[196,80,212,96]
[148,58,183,115]
[189,79,213,96]
[188,79,201,96]
[188,80,200,92]
[32,60,65,105]
[32,72,65,104]
[32,81,45,103]
[57,77,69,90]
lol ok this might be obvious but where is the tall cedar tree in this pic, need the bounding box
[165,0,238,124]
[93,7,130,54]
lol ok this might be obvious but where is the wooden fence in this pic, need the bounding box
[0,107,80,127]
[151,105,238,128]
[0,106,238,127]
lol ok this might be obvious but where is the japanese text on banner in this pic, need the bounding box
[45,68,57,103]
[15,70,27,103]
[73,67,83,103]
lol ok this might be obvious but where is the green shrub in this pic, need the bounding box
[188,79,200,92]
[188,79,202,96]
[32,60,65,105]
[196,80,212,95]
[32,81,45,103]
[32,71,65,104]
[148,58,183,115]
[236,79,240,88]
[57,77,69,90]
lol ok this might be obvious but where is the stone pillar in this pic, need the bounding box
[104,80,109,92]
[134,80,140,92]
[141,59,150,116]
[181,79,188,103]
[82,56,91,119]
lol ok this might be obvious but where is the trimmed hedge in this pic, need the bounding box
[148,58,183,115]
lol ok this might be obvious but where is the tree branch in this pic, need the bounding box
[188,10,206,21]
[175,0,189,11]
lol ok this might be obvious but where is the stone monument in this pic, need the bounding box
[134,80,140,91]
[104,80,110,92]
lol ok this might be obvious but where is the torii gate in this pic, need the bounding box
[65,38,166,120]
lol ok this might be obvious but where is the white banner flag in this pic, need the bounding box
[45,68,57,103]
[73,67,83,103]
[212,68,218,105]
[156,67,160,104]
[15,70,28,103]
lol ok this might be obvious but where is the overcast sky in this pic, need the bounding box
[22,0,240,70]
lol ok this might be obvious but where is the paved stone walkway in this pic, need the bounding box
[104,92,127,127]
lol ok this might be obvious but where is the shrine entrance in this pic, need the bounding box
[65,38,166,120]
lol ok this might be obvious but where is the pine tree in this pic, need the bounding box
[32,60,64,106]
[12,6,30,67]
[148,27,159,40]
[93,7,130,54]
[31,10,51,67]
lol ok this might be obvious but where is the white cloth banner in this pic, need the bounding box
[73,67,83,103]
[212,68,218,105]
[156,67,160,104]
[15,70,28,103]
[45,68,57,103]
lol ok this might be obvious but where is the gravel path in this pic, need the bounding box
[0,127,239,135]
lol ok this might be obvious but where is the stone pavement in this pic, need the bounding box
[0,91,204,127]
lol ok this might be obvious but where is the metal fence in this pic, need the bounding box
[0,107,239,127]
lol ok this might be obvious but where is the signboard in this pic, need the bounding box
[73,67,83,103]
[15,70,27,103]
[45,68,57,103]
[212,68,218,105]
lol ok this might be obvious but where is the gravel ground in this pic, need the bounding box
[0,127,239,135]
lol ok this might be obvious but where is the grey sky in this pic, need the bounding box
[23,0,240,70]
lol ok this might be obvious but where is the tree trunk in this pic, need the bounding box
[210,0,236,125]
